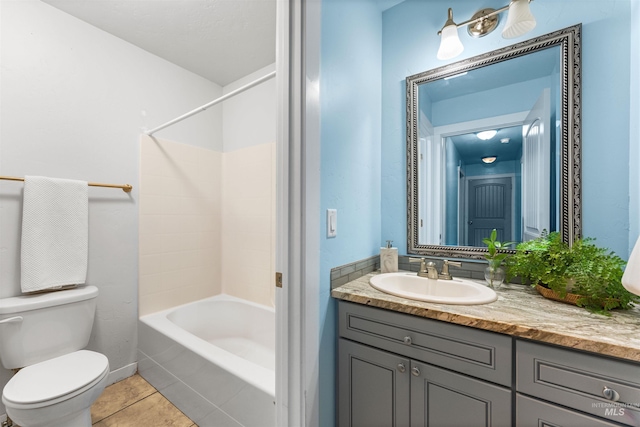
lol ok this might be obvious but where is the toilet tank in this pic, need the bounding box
[0,286,98,369]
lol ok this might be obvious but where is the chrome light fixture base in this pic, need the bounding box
[467,8,500,38]
[436,0,536,60]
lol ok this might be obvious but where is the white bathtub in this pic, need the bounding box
[138,294,275,427]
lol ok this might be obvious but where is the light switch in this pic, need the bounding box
[327,209,337,237]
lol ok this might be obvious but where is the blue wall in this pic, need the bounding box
[319,0,382,425]
[382,0,633,258]
[318,0,638,424]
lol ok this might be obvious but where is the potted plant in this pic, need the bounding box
[505,231,640,315]
[482,229,514,289]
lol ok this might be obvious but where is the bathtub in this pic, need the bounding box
[137,294,275,427]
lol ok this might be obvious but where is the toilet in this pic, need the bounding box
[0,286,109,427]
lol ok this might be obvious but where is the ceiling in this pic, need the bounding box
[43,0,277,86]
[449,125,523,165]
[422,46,560,102]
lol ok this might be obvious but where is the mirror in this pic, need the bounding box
[407,25,581,259]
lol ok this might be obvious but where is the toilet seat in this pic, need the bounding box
[2,350,109,409]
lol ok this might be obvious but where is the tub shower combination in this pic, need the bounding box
[139,71,278,427]
[138,295,275,427]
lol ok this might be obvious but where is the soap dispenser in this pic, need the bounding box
[380,240,398,273]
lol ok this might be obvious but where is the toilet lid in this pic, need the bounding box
[3,350,109,405]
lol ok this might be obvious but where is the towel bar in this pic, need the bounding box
[0,175,132,193]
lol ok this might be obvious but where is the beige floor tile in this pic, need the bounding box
[93,392,194,427]
[91,374,157,424]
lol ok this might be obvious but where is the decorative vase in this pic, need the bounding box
[484,265,505,289]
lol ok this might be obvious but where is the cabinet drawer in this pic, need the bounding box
[338,301,512,386]
[517,340,640,426]
[516,394,623,427]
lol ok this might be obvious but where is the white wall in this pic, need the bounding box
[223,63,276,152]
[0,0,221,416]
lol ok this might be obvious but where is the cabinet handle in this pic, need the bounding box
[403,336,412,345]
[603,386,620,402]
[412,366,421,377]
[397,363,406,373]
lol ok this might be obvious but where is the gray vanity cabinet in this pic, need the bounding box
[516,340,640,426]
[338,338,410,427]
[410,360,512,426]
[516,394,624,427]
[338,301,513,427]
[338,339,511,427]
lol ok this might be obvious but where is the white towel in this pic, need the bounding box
[623,236,640,297]
[21,176,88,293]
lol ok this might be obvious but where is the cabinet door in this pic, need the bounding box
[517,394,623,427]
[339,338,410,427]
[410,360,512,427]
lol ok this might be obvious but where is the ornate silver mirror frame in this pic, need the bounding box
[407,24,581,259]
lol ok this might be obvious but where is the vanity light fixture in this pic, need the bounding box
[477,130,497,140]
[482,156,498,164]
[437,0,536,61]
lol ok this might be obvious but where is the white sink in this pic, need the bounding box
[369,273,497,305]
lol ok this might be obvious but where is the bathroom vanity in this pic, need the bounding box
[332,274,640,427]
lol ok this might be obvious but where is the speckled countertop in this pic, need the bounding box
[331,272,640,363]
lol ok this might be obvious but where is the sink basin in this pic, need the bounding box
[369,273,497,305]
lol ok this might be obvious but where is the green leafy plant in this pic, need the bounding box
[505,231,639,315]
[482,229,514,269]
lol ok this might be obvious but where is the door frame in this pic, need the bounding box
[464,173,516,246]
[275,1,322,426]
[433,112,527,247]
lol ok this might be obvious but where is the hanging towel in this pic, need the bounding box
[21,176,88,293]
[623,236,640,297]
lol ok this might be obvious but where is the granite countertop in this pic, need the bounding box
[331,271,640,363]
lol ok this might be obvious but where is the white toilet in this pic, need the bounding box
[0,286,109,427]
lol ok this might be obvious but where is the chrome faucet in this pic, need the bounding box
[409,258,439,279]
[439,260,462,280]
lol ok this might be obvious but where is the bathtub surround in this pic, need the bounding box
[139,63,276,314]
[221,64,277,307]
[222,143,277,306]
[139,136,223,316]
[138,140,276,315]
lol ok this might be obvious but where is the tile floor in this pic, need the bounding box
[91,374,197,427]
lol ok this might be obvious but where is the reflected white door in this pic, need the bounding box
[522,89,551,241]
[419,111,441,244]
